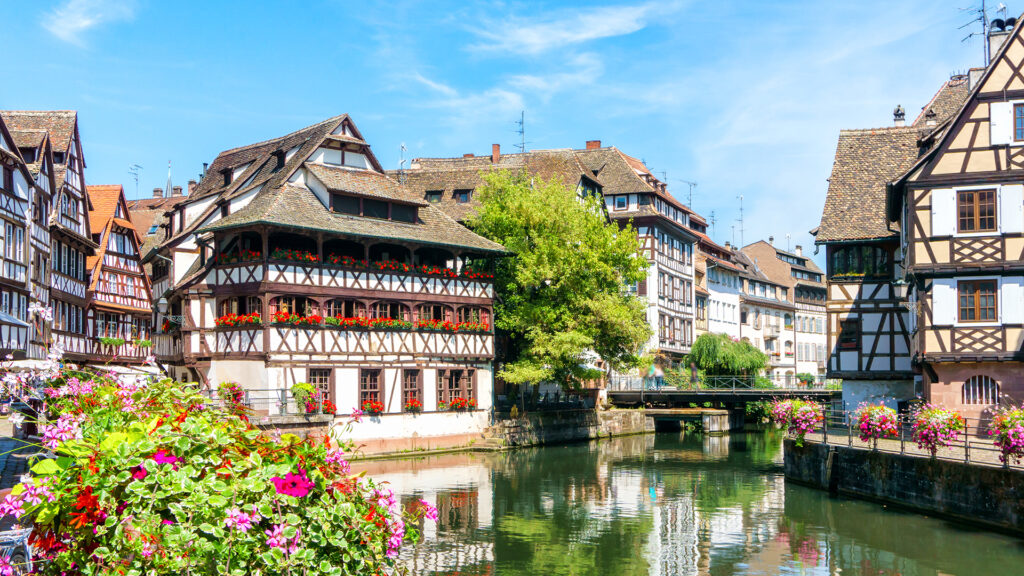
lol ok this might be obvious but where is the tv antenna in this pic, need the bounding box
[786,233,792,252]
[736,194,745,247]
[514,111,527,152]
[128,164,143,198]
[398,143,407,185]
[709,210,717,239]
[960,0,993,66]
[678,180,697,207]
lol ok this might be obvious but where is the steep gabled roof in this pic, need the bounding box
[912,74,970,127]
[86,184,149,301]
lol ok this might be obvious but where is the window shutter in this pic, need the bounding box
[1000,184,1024,234]
[930,188,956,236]
[1001,277,1024,324]
[991,102,1013,145]
[931,278,956,325]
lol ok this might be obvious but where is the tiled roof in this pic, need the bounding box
[306,163,428,206]
[86,185,148,294]
[817,127,923,242]
[1,110,78,191]
[7,129,48,176]
[912,75,970,127]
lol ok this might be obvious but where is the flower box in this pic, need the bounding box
[440,397,476,412]
[270,248,320,263]
[215,250,262,264]
[215,312,262,328]
[272,312,322,326]
[324,316,413,331]
[404,399,423,413]
[362,400,385,415]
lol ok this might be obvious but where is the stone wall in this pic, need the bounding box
[253,414,333,440]
[485,409,654,448]
[785,439,1024,534]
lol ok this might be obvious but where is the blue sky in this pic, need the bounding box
[1,0,989,265]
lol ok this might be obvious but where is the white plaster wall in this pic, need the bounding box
[840,379,915,412]
[209,359,270,389]
[339,411,489,441]
[184,196,216,228]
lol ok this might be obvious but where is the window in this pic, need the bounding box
[416,304,450,322]
[962,375,1000,405]
[402,370,422,410]
[363,199,389,219]
[1015,104,1024,141]
[838,319,860,350]
[324,299,364,318]
[957,189,997,233]
[457,306,490,326]
[425,191,442,203]
[332,194,360,215]
[371,301,407,320]
[438,369,474,407]
[829,246,890,278]
[614,196,627,210]
[309,369,333,405]
[2,166,12,191]
[359,369,382,407]
[392,203,416,223]
[53,152,65,164]
[958,280,997,322]
[454,189,472,203]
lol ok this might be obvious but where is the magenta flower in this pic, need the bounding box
[419,499,439,522]
[132,464,148,480]
[265,524,287,548]
[272,470,314,498]
[350,407,364,423]
[152,450,181,469]
[224,507,259,532]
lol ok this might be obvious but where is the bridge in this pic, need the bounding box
[607,375,841,409]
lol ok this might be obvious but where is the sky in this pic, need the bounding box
[0,0,991,266]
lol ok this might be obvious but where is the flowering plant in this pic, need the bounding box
[414,319,490,332]
[461,268,494,280]
[445,397,476,411]
[216,249,261,264]
[218,380,245,407]
[214,312,261,328]
[270,248,320,263]
[325,316,414,331]
[856,404,899,448]
[362,400,385,415]
[404,398,423,413]
[911,404,966,457]
[325,254,368,268]
[990,407,1024,464]
[0,369,435,574]
[161,318,180,333]
[273,311,322,326]
[770,399,823,446]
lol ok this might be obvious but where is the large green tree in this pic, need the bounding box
[468,170,651,387]
[686,332,768,376]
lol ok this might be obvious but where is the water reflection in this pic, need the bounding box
[353,432,1024,576]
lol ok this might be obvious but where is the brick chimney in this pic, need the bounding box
[463,153,474,158]
[586,140,601,150]
[172,186,183,197]
[187,179,197,196]
[724,241,731,249]
[492,144,500,164]
[152,187,163,199]
[795,245,803,256]
[768,235,774,246]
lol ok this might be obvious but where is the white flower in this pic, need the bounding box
[28,302,53,322]
[18,473,30,485]
[3,354,11,361]
[8,412,24,427]
[145,354,157,366]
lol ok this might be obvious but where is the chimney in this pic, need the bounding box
[990,21,1013,62]
[187,179,197,196]
[724,241,731,249]
[172,186,183,197]
[152,187,163,199]
[492,144,500,164]
[893,105,905,127]
[463,153,474,158]
[768,235,774,246]
[795,245,803,256]
[586,140,601,150]
[202,162,209,178]
[925,109,937,127]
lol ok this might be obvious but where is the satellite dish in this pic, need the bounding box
[993,18,1007,31]
[1007,16,1018,29]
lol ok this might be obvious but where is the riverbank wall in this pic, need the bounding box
[483,409,655,448]
[784,439,1024,535]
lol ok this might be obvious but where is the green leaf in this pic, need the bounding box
[31,459,61,475]
[208,494,228,507]
[99,432,129,453]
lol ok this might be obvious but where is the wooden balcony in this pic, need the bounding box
[154,333,183,359]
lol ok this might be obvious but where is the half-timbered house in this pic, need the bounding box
[885,25,1024,420]
[731,249,798,380]
[142,115,504,452]
[816,74,970,411]
[85,185,152,363]
[1,111,96,362]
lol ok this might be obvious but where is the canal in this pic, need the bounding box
[355,431,1024,575]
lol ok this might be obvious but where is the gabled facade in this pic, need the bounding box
[1,111,97,362]
[85,185,152,363]
[401,140,699,370]
[693,232,742,340]
[887,25,1024,420]
[731,249,798,380]
[142,115,504,452]
[817,74,970,411]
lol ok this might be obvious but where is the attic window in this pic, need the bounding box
[425,191,442,203]
[222,169,232,186]
[147,224,158,235]
[53,152,65,164]
[614,196,627,210]
[330,193,418,223]
[18,147,36,163]
[272,150,286,172]
[220,203,230,218]
[454,189,472,203]
[638,194,651,206]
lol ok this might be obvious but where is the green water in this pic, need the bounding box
[358,432,1024,575]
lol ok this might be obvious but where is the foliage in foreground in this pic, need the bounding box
[2,370,435,575]
[469,170,651,387]
[770,399,823,446]
[685,333,768,377]
[990,407,1024,464]
[910,404,966,457]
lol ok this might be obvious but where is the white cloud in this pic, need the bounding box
[410,72,458,97]
[43,0,136,46]
[470,1,683,55]
[508,53,604,99]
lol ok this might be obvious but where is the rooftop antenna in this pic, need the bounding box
[514,111,526,153]
[709,210,716,239]
[128,164,142,199]
[678,180,697,207]
[736,194,745,247]
[960,0,992,66]
[165,160,172,198]
[786,233,791,252]
[731,224,736,247]
[398,142,407,185]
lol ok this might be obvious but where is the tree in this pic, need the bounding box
[686,333,768,376]
[468,170,651,387]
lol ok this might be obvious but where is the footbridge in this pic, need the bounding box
[607,375,841,409]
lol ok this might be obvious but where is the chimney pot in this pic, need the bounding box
[187,180,197,195]
[586,140,601,150]
[152,187,163,198]
[172,186,183,197]
[768,235,774,245]
[492,144,500,164]
[795,245,803,256]
[463,153,474,158]
[202,162,209,177]
[725,241,731,249]
[894,104,906,127]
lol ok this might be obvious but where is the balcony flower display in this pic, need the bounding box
[855,404,899,449]
[770,399,823,446]
[216,249,261,264]
[214,312,262,328]
[911,404,966,457]
[461,268,494,280]
[272,311,322,326]
[990,407,1024,464]
[161,318,180,333]
[362,399,385,415]
[443,397,476,411]
[414,319,490,332]
[326,254,369,268]
[0,368,432,574]
[415,264,458,278]
[270,248,321,263]
[324,316,414,330]
[404,398,423,413]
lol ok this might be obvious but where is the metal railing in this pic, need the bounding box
[201,388,333,418]
[793,408,1023,471]
[608,373,840,393]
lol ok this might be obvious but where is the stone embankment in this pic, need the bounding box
[479,409,655,450]
[785,439,1024,535]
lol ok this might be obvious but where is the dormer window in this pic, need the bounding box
[425,190,442,203]
[53,152,65,164]
[18,147,36,163]
[222,169,232,187]
[454,189,472,203]
[330,193,418,223]
[614,196,627,210]
[272,150,286,172]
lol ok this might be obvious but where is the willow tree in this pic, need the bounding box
[468,170,651,387]
[686,333,768,376]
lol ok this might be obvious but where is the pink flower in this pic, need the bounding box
[350,407,364,423]
[132,465,148,480]
[272,470,314,498]
[419,499,439,522]
[0,555,13,576]
[224,507,259,532]
[0,493,24,518]
[152,450,181,469]
[265,524,287,548]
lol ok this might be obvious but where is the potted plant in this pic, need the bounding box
[911,404,966,458]
[362,399,385,415]
[855,404,899,449]
[990,407,1024,464]
[291,382,317,414]
[404,398,423,413]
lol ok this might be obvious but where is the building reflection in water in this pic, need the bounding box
[354,430,1024,576]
